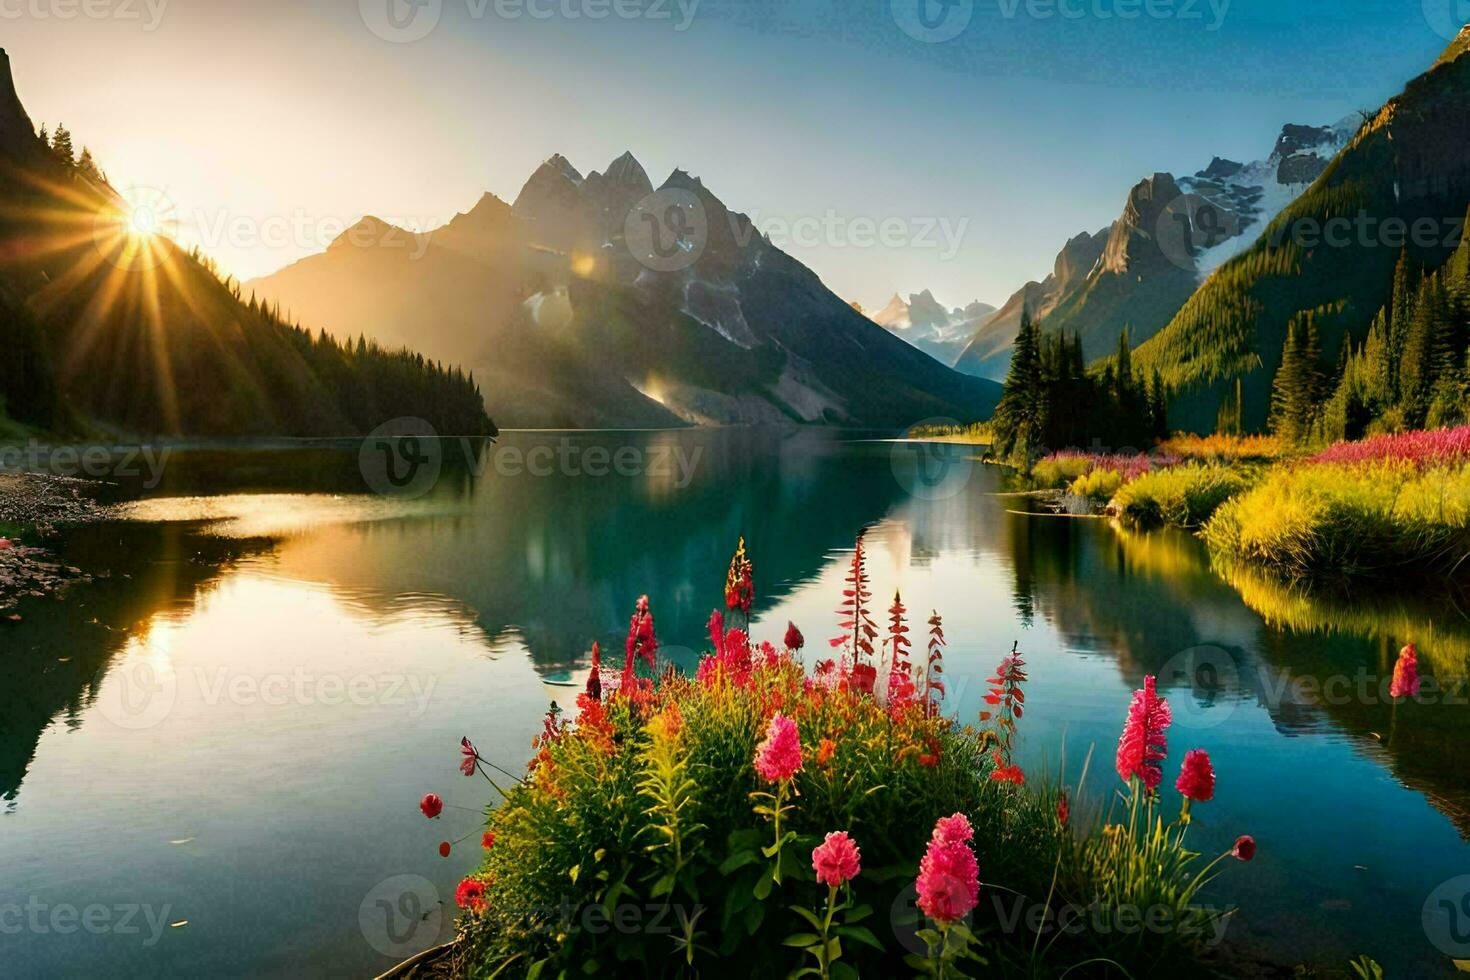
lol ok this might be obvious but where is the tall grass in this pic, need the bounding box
[1310,424,1470,467]
[1203,460,1470,583]
[1157,433,1290,464]
[1110,464,1256,529]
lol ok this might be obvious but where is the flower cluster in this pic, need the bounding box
[1115,675,1172,791]
[1311,423,1470,468]
[916,813,980,925]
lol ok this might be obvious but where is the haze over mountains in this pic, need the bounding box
[250,155,1002,430]
[871,291,995,365]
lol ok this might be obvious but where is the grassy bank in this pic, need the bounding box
[1028,426,1470,591]
[424,538,1263,979]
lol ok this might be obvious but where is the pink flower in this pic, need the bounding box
[707,611,725,655]
[916,816,980,924]
[753,712,803,782]
[455,877,488,911]
[1390,644,1420,700]
[932,813,973,845]
[419,793,443,819]
[812,831,862,887]
[1232,835,1256,862]
[460,737,479,777]
[1116,676,1172,791]
[1175,750,1215,802]
[0,538,12,551]
[785,621,805,651]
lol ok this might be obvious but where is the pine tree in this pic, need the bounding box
[992,312,1045,461]
[1270,320,1310,442]
[76,147,102,181]
[50,125,74,167]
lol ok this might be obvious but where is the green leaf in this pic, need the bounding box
[718,850,758,875]
[831,963,861,980]
[781,932,822,947]
[844,904,872,923]
[651,872,675,898]
[790,906,824,931]
[753,863,776,900]
[568,864,580,885]
[835,925,884,951]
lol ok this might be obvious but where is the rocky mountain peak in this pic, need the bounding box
[1198,157,1244,181]
[0,48,41,164]
[328,215,406,250]
[602,151,652,193]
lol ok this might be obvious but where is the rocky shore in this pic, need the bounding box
[0,472,113,618]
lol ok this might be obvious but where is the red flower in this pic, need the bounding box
[785,621,805,652]
[1390,644,1420,700]
[1175,749,1215,802]
[1232,835,1256,862]
[811,831,862,887]
[419,793,443,819]
[455,877,488,912]
[438,841,451,858]
[482,832,496,850]
[707,611,725,655]
[916,816,979,924]
[1057,792,1069,828]
[584,643,602,702]
[460,737,479,778]
[1116,675,1172,791]
[817,738,836,766]
[753,712,803,782]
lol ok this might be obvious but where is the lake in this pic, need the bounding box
[3,429,1468,977]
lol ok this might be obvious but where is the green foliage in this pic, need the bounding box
[1068,467,1123,503]
[1111,464,1255,528]
[992,317,1164,463]
[1203,460,1470,583]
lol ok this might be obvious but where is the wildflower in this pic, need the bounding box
[1176,750,1215,802]
[932,813,973,845]
[460,737,479,777]
[419,793,443,819]
[916,817,980,924]
[482,832,496,850]
[623,596,658,686]
[726,536,754,614]
[0,538,11,550]
[455,877,488,912]
[990,763,1025,785]
[817,738,836,766]
[1390,644,1420,700]
[753,712,803,782]
[439,841,451,858]
[1232,835,1256,862]
[1057,792,1069,828]
[785,621,805,652]
[1116,675,1172,791]
[811,831,862,887]
[707,610,725,656]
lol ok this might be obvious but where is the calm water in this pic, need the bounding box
[3,429,1469,977]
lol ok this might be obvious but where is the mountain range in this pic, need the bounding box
[952,116,1358,381]
[870,290,995,365]
[250,156,1002,429]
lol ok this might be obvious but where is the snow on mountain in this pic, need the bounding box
[873,290,996,364]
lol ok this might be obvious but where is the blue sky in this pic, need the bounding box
[5,0,1458,309]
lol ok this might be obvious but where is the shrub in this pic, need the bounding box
[1310,423,1470,468]
[1111,464,1255,528]
[422,539,1256,979]
[1157,433,1289,463]
[1067,467,1123,503]
[1203,460,1470,582]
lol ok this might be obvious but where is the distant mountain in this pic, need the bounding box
[0,48,491,438]
[1137,25,1470,432]
[953,116,1357,382]
[872,290,996,364]
[251,155,1001,429]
